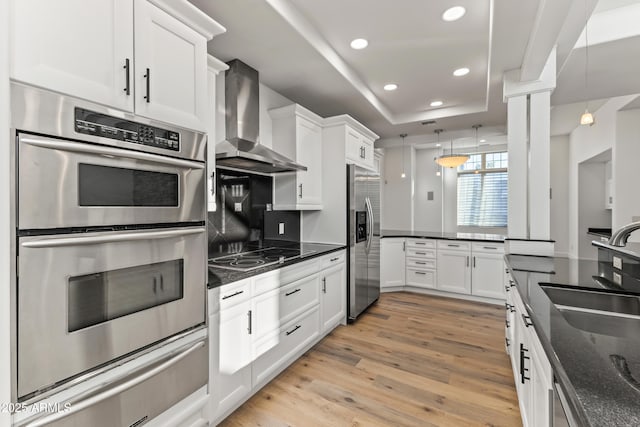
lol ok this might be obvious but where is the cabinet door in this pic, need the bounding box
[296,117,323,206]
[380,238,405,289]
[134,1,207,131]
[471,252,506,299]
[216,300,252,418]
[361,138,375,169]
[345,127,363,163]
[10,0,134,111]
[530,348,552,427]
[321,263,346,332]
[436,249,471,294]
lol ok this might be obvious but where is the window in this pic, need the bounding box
[457,152,508,227]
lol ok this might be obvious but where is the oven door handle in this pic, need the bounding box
[21,339,206,427]
[21,227,205,248]
[21,136,204,170]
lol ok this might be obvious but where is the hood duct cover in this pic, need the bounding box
[215,60,307,174]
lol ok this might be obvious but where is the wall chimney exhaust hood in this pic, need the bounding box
[216,60,307,174]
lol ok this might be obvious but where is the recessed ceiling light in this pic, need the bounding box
[453,67,470,77]
[480,139,486,143]
[430,100,444,107]
[384,83,398,91]
[350,38,368,50]
[442,6,466,22]
[436,143,441,147]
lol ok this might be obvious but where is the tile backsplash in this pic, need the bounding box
[208,168,272,251]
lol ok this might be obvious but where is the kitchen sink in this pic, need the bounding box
[540,284,640,338]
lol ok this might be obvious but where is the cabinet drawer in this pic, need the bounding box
[406,248,436,259]
[437,240,471,251]
[253,259,319,295]
[471,242,504,253]
[253,307,320,387]
[406,239,436,249]
[406,258,436,269]
[320,251,346,269]
[253,274,320,339]
[217,279,251,311]
[405,268,436,289]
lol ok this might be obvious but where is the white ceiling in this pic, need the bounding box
[190,0,640,142]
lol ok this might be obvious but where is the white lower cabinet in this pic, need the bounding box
[436,241,471,294]
[209,250,346,425]
[509,285,552,427]
[381,238,405,289]
[471,243,506,299]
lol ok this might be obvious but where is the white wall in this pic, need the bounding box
[567,95,636,257]
[381,146,414,230]
[578,162,610,259]
[614,109,640,239]
[414,148,442,231]
[1,0,10,420]
[550,135,570,256]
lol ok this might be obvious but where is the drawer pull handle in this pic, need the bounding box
[415,252,426,255]
[483,246,498,250]
[322,277,326,293]
[222,290,244,300]
[505,337,510,348]
[505,285,510,292]
[522,314,533,328]
[505,319,510,328]
[415,271,427,275]
[520,343,530,383]
[285,288,301,297]
[247,310,252,335]
[330,257,340,262]
[509,280,516,288]
[415,242,426,245]
[143,68,151,103]
[123,58,130,95]
[448,244,460,247]
[415,261,426,265]
[286,325,301,336]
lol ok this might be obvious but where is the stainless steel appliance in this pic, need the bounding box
[10,83,208,415]
[216,59,307,174]
[347,164,381,321]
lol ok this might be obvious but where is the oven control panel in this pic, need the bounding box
[74,108,180,151]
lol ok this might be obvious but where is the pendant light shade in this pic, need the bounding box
[580,109,594,126]
[400,133,407,178]
[435,129,468,168]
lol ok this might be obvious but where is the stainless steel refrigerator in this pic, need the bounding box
[347,164,381,321]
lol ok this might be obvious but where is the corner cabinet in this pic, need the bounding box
[270,104,324,210]
[9,0,225,132]
[323,115,379,171]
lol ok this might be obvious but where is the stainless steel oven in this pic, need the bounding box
[10,83,209,408]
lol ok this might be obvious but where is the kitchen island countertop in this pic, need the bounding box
[380,229,505,242]
[506,254,640,427]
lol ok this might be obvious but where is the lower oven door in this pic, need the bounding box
[17,227,206,399]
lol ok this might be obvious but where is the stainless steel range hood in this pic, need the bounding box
[216,60,307,174]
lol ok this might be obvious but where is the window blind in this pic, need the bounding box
[457,171,508,227]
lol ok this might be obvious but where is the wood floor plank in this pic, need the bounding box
[218,292,522,427]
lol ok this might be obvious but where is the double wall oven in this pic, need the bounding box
[11,83,208,425]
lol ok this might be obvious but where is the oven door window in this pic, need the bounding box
[78,163,179,207]
[68,259,184,332]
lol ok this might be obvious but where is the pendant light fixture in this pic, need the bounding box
[580,0,594,126]
[472,124,481,173]
[400,133,407,178]
[435,130,469,168]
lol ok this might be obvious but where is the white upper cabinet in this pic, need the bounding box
[206,56,228,212]
[134,1,207,130]
[323,115,379,171]
[10,0,225,132]
[10,0,135,111]
[270,104,324,210]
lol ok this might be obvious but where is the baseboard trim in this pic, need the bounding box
[383,287,504,306]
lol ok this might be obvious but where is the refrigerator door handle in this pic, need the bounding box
[365,196,374,252]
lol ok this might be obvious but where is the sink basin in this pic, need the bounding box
[540,285,640,338]
[540,285,640,316]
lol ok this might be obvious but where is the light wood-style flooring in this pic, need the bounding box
[220,292,522,427]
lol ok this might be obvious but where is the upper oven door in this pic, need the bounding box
[17,226,206,400]
[17,133,205,230]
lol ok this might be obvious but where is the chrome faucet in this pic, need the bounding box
[609,221,640,247]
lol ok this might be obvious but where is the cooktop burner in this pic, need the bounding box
[208,247,305,272]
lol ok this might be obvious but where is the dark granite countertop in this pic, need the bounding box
[587,227,612,239]
[505,254,640,426]
[380,229,505,242]
[208,240,346,288]
[593,240,640,262]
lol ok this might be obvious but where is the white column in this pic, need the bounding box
[507,95,528,238]
[529,91,551,239]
